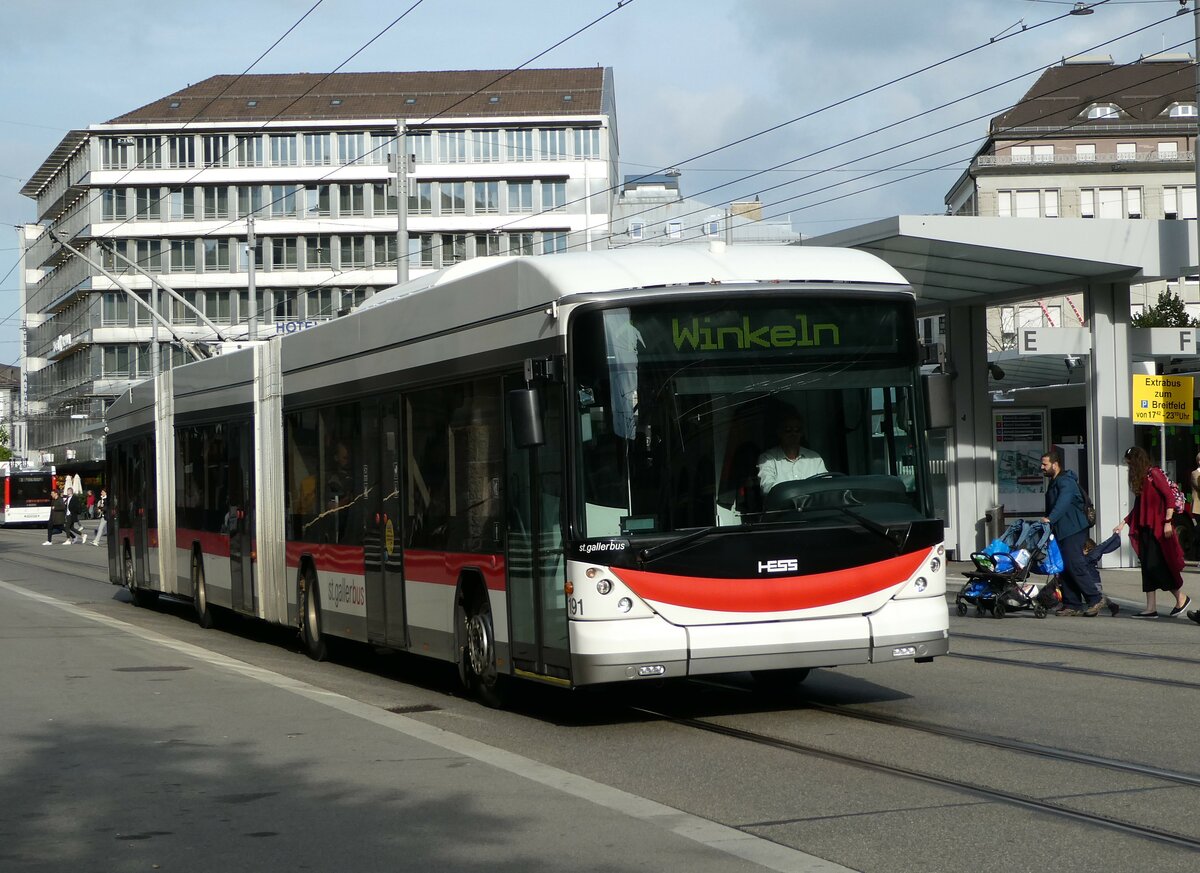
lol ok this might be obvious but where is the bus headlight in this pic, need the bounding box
[913,577,928,593]
[617,597,633,613]
[929,556,941,573]
[596,578,613,595]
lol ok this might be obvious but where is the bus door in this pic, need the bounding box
[363,399,407,646]
[504,376,571,681]
[227,422,256,613]
[132,435,151,586]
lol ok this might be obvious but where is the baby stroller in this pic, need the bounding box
[957,520,1059,619]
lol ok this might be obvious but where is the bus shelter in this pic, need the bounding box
[811,215,1198,568]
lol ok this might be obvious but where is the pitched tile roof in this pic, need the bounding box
[108,68,607,124]
[990,59,1195,133]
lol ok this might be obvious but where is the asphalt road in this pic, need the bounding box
[2,525,1198,873]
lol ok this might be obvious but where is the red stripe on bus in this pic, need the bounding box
[610,550,929,613]
[403,549,506,590]
[285,542,366,576]
[177,528,232,558]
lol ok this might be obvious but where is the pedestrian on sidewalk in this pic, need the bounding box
[63,488,86,545]
[93,489,108,546]
[1113,446,1191,618]
[1040,448,1106,616]
[43,489,67,545]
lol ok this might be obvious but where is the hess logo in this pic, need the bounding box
[758,559,798,574]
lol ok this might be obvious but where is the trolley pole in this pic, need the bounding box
[396,119,409,285]
[247,215,258,341]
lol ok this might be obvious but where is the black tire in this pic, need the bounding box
[752,668,812,692]
[125,546,157,607]
[1034,606,1047,619]
[192,554,214,629]
[956,602,968,616]
[993,601,1006,618]
[461,591,505,707]
[299,570,328,662]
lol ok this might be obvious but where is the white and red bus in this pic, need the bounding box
[104,245,949,702]
[1,468,54,526]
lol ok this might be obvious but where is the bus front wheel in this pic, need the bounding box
[192,554,214,629]
[125,546,157,608]
[461,592,504,707]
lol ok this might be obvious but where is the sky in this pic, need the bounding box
[0,0,1195,364]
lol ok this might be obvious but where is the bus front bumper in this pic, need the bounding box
[568,596,950,686]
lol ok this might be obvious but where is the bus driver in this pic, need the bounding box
[757,413,827,495]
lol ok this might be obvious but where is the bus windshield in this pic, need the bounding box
[571,297,930,538]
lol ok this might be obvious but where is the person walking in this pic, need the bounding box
[1040,448,1106,616]
[63,488,86,545]
[93,489,108,546]
[85,489,96,519]
[43,489,67,545]
[1113,446,1192,618]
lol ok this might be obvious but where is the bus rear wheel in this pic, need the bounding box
[125,546,157,608]
[192,554,214,629]
[299,570,327,662]
[462,593,504,707]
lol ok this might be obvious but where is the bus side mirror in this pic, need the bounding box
[923,372,955,430]
[508,388,545,448]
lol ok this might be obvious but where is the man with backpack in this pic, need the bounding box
[1040,448,1106,617]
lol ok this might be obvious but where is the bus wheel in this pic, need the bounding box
[192,554,214,629]
[125,546,157,608]
[462,593,504,707]
[752,668,811,693]
[299,570,327,662]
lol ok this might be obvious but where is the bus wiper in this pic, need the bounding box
[828,505,906,554]
[638,523,733,565]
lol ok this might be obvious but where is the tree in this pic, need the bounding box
[1130,290,1200,328]
[0,426,11,462]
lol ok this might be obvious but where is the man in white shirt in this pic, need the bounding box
[757,414,827,494]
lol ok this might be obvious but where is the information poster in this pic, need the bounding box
[1131,374,1194,425]
[993,408,1048,516]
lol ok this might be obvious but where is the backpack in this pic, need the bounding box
[1168,478,1188,516]
[1079,485,1096,527]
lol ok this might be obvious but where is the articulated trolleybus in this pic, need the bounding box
[105,245,948,702]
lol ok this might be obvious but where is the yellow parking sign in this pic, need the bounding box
[1132,375,1194,424]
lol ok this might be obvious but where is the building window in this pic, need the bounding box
[574,127,601,159]
[203,134,229,168]
[269,134,297,166]
[542,180,567,212]
[274,291,296,322]
[1085,103,1120,120]
[339,132,366,164]
[207,291,231,324]
[237,135,264,167]
[508,181,534,212]
[438,130,467,163]
[629,220,645,241]
[474,181,499,214]
[474,232,500,258]
[507,129,534,162]
[304,133,333,166]
[542,232,568,255]
[173,291,200,325]
[306,288,336,320]
[1158,141,1179,158]
[440,181,466,215]
[1010,145,1031,164]
[135,188,161,220]
[103,345,132,376]
[338,184,366,216]
[411,234,435,267]
[667,221,683,239]
[100,137,131,170]
[510,232,535,256]
[135,136,162,169]
[1168,103,1198,118]
[238,240,264,272]
[997,189,1058,218]
[1081,187,1143,219]
[237,185,262,219]
[168,239,196,273]
[475,129,500,162]
[203,187,230,220]
[373,234,396,268]
[340,236,366,268]
[539,129,567,160]
[271,185,301,217]
[1162,186,1196,220]
[441,233,466,265]
[136,239,162,271]
[409,182,433,215]
[168,135,195,168]
[272,238,299,269]
[306,184,331,217]
[372,182,396,216]
[203,239,230,272]
[410,133,433,165]
[1075,144,1095,162]
[101,292,129,326]
[306,235,332,268]
[1116,143,1137,161]
[102,189,127,221]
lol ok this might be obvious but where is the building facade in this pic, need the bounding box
[18,68,619,465]
[944,53,1199,349]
